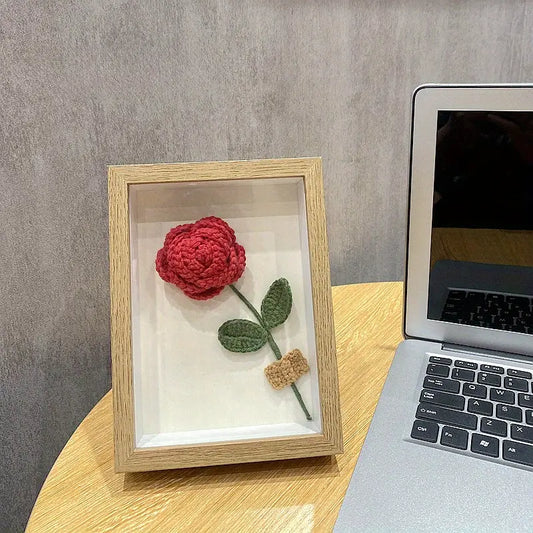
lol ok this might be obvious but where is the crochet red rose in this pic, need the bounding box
[155,216,246,300]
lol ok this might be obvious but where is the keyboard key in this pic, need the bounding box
[423,376,460,394]
[518,394,533,408]
[477,372,501,387]
[526,410,533,426]
[480,417,507,437]
[454,360,478,370]
[449,289,467,299]
[507,368,532,379]
[440,425,468,450]
[493,317,512,330]
[510,424,533,444]
[504,376,529,392]
[443,301,461,312]
[506,295,530,308]
[420,389,465,410]
[411,419,439,443]
[452,368,475,382]
[467,398,493,416]
[496,404,522,422]
[490,388,515,404]
[416,403,477,430]
[480,364,504,374]
[429,356,452,365]
[462,382,487,399]
[427,364,450,378]
[486,293,505,305]
[466,291,485,303]
[471,433,499,458]
[503,440,533,467]
[442,311,461,323]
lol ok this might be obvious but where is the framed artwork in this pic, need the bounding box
[108,158,342,471]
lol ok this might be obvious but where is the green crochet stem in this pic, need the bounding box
[229,284,312,421]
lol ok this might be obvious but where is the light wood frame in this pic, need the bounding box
[108,158,342,472]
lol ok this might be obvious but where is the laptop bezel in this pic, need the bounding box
[404,83,533,357]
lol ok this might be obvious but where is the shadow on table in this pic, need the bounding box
[122,454,340,492]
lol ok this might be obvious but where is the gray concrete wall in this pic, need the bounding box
[1,1,532,530]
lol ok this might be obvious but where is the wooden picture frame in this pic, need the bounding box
[108,158,342,472]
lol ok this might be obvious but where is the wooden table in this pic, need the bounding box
[26,282,404,532]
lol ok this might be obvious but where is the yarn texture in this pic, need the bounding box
[155,216,246,300]
[155,216,312,420]
[261,278,292,329]
[264,349,310,390]
[218,319,268,352]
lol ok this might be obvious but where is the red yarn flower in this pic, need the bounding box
[155,216,246,300]
[156,216,311,419]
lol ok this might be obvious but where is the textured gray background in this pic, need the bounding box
[1,1,532,530]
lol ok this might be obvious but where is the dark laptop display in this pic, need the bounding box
[428,111,533,333]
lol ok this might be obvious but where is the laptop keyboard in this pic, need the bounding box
[411,355,533,468]
[441,289,533,333]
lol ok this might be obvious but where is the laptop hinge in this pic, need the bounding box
[441,342,529,363]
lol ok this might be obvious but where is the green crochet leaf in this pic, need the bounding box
[218,319,268,353]
[260,278,292,329]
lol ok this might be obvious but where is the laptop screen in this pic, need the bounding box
[428,110,533,334]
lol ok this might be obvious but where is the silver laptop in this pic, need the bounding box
[335,85,533,532]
